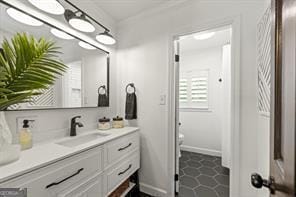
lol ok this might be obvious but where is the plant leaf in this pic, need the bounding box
[0,33,67,110]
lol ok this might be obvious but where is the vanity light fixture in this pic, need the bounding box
[63,0,117,44]
[50,28,74,40]
[65,9,95,33]
[96,30,116,45]
[78,41,96,50]
[194,32,216,40]
[6,8,43,26]
[28,0,65,15]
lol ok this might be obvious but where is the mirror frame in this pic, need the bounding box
[0,1,110,110]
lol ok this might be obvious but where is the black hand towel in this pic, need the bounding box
[125,92,137,120]
[98,93,109,107]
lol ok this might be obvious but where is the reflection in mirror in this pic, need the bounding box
[0,2,109,110]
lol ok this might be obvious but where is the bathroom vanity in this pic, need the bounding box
[0,127,140,197]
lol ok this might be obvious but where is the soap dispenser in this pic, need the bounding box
[19,120,33,150]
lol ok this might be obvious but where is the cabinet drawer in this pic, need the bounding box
[1,146,103,197]
[106,132,139,166]
[58,173,102,197]
[106,150,139,194]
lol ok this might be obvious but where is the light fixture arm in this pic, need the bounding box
[63,0,110,32]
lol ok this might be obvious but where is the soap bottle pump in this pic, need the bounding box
[19,119,33,150]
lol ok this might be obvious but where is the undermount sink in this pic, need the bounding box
[56,133,110,148]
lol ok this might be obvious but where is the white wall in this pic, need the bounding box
[116,1,266,196]
[0,30,13,43]
[179,46,223,156]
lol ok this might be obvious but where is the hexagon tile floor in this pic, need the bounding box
[178,151,230,197]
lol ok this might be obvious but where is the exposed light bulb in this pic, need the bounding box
[28,0,65,15]
[69,15,95,33]
[50,28,74,40]
[96,31,116,45]
[78,41,96,50]
[7,8,43,26]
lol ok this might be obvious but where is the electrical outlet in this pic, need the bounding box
[16,116,38,133]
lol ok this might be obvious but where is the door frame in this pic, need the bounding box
[167,16,241,197]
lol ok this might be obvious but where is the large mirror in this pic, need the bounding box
[0,1,110,110]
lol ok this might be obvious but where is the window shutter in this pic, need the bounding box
[179,79,188,102]
[191,76,208,103]
[179,69,209,109]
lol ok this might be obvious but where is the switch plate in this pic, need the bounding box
[160,95,166,105]
[16,116,38,133]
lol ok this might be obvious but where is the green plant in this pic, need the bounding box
[0,33,67,110]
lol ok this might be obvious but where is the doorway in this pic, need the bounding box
[174,25,235,197]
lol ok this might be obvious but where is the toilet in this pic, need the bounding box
[179,133,184,157]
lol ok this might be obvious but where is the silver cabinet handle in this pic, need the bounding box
[118,143,132,151]
[118,164,132,176]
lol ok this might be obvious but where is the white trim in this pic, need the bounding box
[259,111,270,117]
[167,15,241,197]
[140,183,167,197]
[181,145,222,157]
[179,108,212,112]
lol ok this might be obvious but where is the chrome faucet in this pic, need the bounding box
[70,116,84,137]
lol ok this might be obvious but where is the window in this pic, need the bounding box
[179,79,188,103]
[179,70,209,109]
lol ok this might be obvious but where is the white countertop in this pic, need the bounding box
[0,127,139,183]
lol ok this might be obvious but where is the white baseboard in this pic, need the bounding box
[140,182,167,197]
[181,145,222,157]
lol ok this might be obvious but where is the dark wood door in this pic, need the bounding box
[270,0,296,196]
[252,0,295,196]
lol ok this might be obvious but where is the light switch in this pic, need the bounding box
[160,95,166,105]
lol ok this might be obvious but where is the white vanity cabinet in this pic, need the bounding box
[0,130,140,197]
[57,173,103,197]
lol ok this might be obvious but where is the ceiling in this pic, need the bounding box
[180,27,232,53]
[90,0,174,22]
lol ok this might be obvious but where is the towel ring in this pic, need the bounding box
[126,83,136,93]
[98,85,107,95]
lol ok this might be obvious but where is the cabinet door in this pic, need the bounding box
[58,173,102,197]
[105,150,140,195]
[105,132,139,168]
[1,146,103,197]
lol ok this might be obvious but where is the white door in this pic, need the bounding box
[174,39,180,194]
